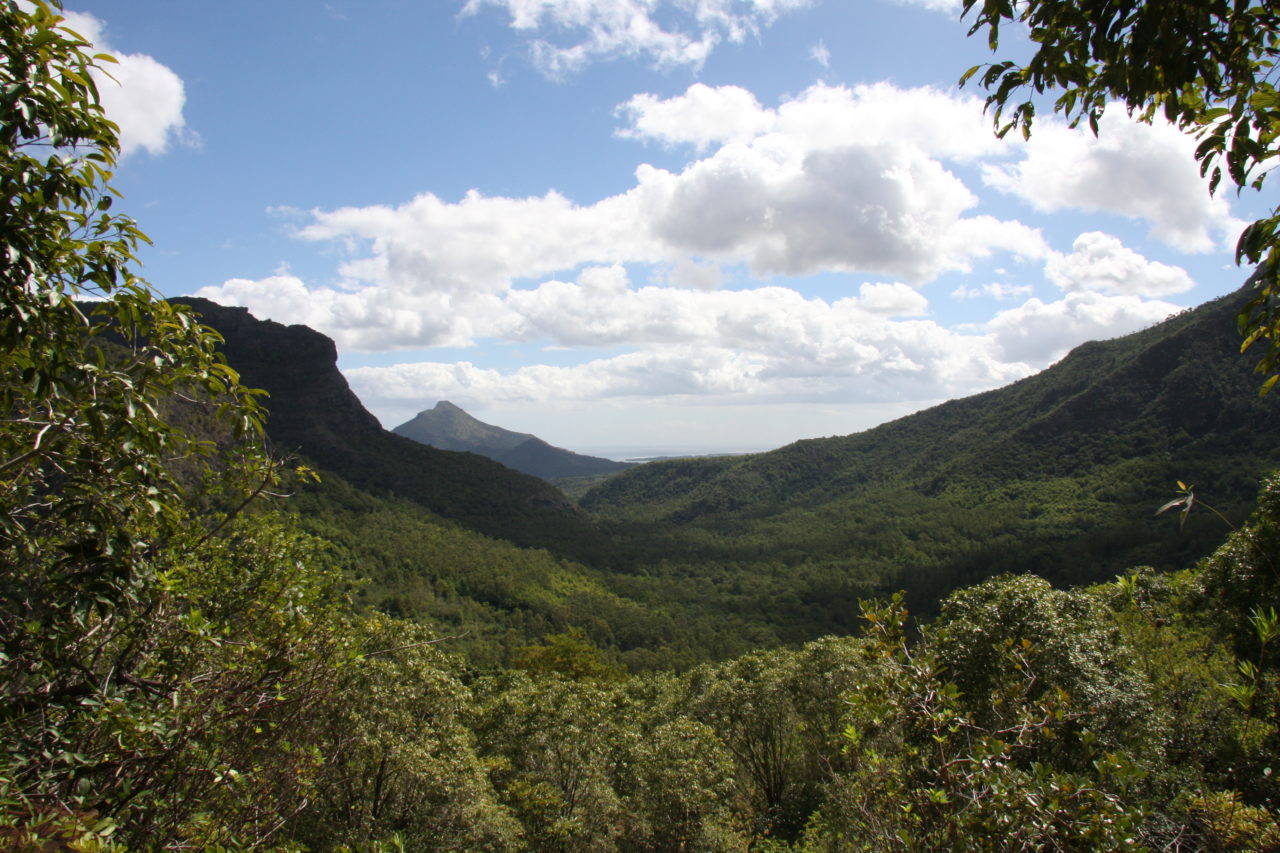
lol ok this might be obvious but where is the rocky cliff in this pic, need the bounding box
[176,298,604,556]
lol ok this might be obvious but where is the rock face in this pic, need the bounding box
[175,299,382,454]
[176,298,603,557]
[394,401,633,481]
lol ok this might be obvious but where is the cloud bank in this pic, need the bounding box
[197,80,1216,430]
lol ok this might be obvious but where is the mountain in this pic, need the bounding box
[394,401,633,481]
[173,289,1280,648]
[174,298,607,559]
[580,286,1280,617]
[395,401,534,453]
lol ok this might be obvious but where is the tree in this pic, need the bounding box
[293,615,521,851]
[959,0,1280,390]
[474,671,630,851]
[807,594,1146,853]
[0,1,277,842]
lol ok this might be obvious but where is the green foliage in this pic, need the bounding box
[116,512,351,846]
[1095,568,1245,798]
[513,628,627,682]
[474,672,632,851]
[474,670,749,852]
[1201,471,1280,652]
[581,291,1280,638]
[291,615,520,851]
[684,638,870,839]
[1184,790,1280,852]
[283,471,692,670]
[616,715,744,852]
[958,0,1280,391]
[1192,474,1280,810]
[8,6,1280,848]
[0,2,291,843]
[808,595,1147,852]
[933,574,1162,760]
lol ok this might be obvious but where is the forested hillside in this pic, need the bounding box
[583,288,1280,618]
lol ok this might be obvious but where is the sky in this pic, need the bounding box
[66,0,1263,457]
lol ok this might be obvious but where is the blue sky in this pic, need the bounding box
[71,0,1258,455]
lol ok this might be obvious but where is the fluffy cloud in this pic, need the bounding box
[616,84,775,150]
[200,268,934,353]
[1045,232,1195,297]
[249,82,1045,332]
[984,109,1244,251]
[985,291,1180,364]
[201,79,1232,436]
[617,81,1003,160]
[61,9,189,157]
[196,274,506,350]
[344,318,1027,411]
[210,267,1183,437]
[297,189,653,297]
[460,0,811,76]
[643,140,991,281]
[205,264,1040,410]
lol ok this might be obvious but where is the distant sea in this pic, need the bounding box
[576,446,773,463]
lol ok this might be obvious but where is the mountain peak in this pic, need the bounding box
[395,402,533,454]
[394,403,632,481]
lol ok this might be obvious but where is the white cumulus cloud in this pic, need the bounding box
[984,109,1245,252]
[618,81,1003,160]
[200,79,1235,433]
[61,9,189,157]
[257,81,1045,327]
[1045,232,1196,297]
[985,291,1180,364]
[616,83,776,150]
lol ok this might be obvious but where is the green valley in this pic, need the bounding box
[9,1,1280,850]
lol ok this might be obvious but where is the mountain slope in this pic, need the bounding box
[394,401,633,480]
[580,287,1280,615]
[395,401,534,453]
[584,289,1277,519]
[176,299,607,560]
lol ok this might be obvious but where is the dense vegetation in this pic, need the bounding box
[181,284,1280,670]
[577,290,1280,627]
[6,1,1280,850]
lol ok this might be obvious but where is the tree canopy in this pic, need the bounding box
[960,0,1280,389]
